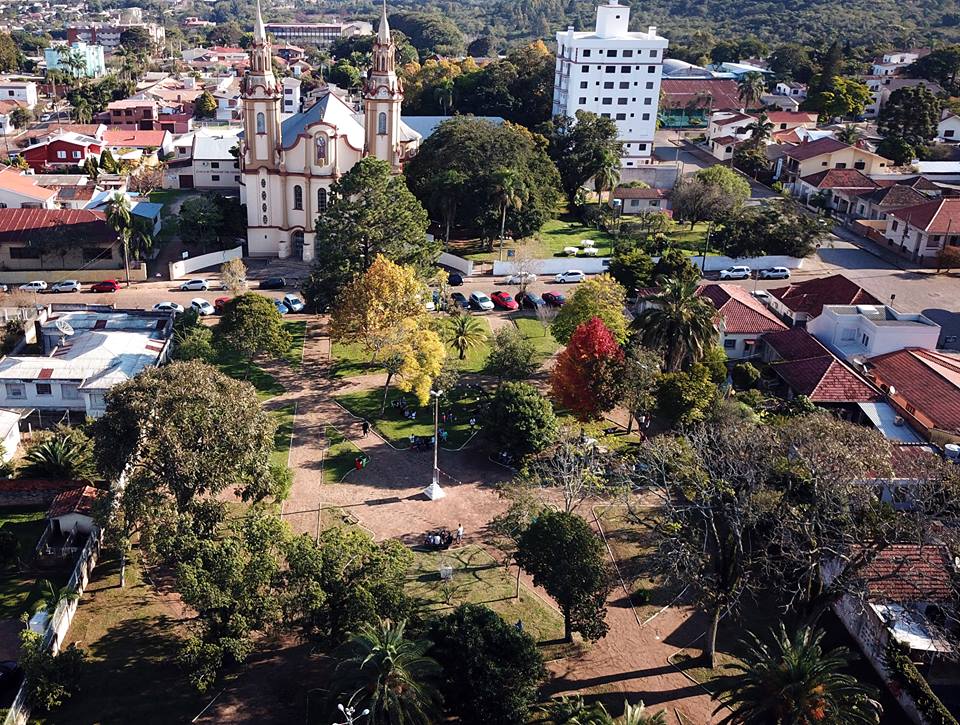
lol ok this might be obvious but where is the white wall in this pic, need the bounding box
[695,254,806,271]
[437,252,474,277]
[169,245,242,279]
[493,257,611,275]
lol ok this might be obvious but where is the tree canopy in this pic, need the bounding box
[551,275,628,345]
[550,317,626,421]
[541,111,623,204]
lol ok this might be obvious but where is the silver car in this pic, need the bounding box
[50,280,80,293]
[759,266,791,280]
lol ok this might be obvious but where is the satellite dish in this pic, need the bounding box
[55,319,74,337]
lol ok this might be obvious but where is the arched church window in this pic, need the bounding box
[377,112,387,136]
[260,179,266,188]
[315,135,328,165]
[317,188,327,213]
[256,112,266,134]
[293,185,303,211]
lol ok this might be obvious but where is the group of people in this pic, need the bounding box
[424,523,464,549]
[391,396,419,420]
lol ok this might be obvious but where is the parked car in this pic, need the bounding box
[221,278,246,290]
[50,279,80,293]
[0,661,21,689]
[273,298,289,315]
[152,301,184,314]
[448,273,464,286]
[90,279,120,293]
[214,297,231,314]
[469,291,495,311]
[190,298,215,316]
[282,294,305,313]
[516,291,545,309]
[18,280,47,292]
[259,276,286,290]
[491,291,519,311]
[555,270,586,283]
[759,266,791,280]
[179,278,209,291]
[450,292,469,309]
[505,272,537,285]
[0,284,7,293]
[750,290,771,303]
[719,266,751,280]
[542,291,566,307]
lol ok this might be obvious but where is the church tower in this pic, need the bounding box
[242,0,282,173]
[363,1,403,171]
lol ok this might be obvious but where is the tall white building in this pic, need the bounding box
[553,0,668,167]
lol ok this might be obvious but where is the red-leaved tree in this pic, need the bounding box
[550,316,626,421]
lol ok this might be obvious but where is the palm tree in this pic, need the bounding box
[445,314,486,360]
[433,79,454,116]
[837,124,862,145]
[714,624,883,725]
[531,695,614,724]
[744,112,773,147]
[20,432,96,480]
[490,168,526,258]
[593,150,621,207]
[104,192,133,287]
[633,277,718,372]
[327,618,442,725]
[737,72,766,110]
[73,99,92,124]
[33,580,78,615]
[621,701,667,725]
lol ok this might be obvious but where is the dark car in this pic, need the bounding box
[90,279,120,293]
[450,292,469,309]
[516,291,545,309]
[258,277,286,290]
[542,291,566,307]
[448,273,464,286]
[0,661,22,689]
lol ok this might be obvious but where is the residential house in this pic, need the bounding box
[775,81,807,99]
[0,80,37,109]
[87,194,163,236]
[883,197,960,261]
[852,183,933,222]
[101,128,173,165]
[0,168,57,209]
[289,59,313,79]
[658,79,742,127]
[611,186,670,215]
[766,274,881,327]
[33,174,106,210]
[0,307,174,418]
[66,21,165,51]
[164,129,241,190]
[696,283,787,359]
[794,169,879,215]
[864,348,960,444]
[761,93,800,112]
[870,49,927,76]
[275,43,305,62]
[46,485,103,538]
[0,208,119,271]
[807,303,941,360]
[44,41,105,78]
[707,111,753,160]
[213,78,242,123]
[767,110,818,133]
[14,124,105,152]
[19,131,102,172]
[864,77,943,118]
[0,100,27,135]
[937,110,960,142]
[103,98,159,129]
[775,137,892,189]
[282,76,301,114]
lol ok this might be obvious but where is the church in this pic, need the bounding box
[240,1,422,261]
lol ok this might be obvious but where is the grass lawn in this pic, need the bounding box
[512,316,560,360]
[663,222,710,256]
[407,545,564,644]
[335,385,485,450]
[212,320,305,398]
[537,214,616,258]
[323,426,362,483]
[283,321,307,369]
[0,508,66,620]
[270,404,296,468]
[49,549,208,724]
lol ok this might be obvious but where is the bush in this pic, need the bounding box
[0,530,18,568]
[885,640,958,725]
[485,327,538,381]
[485,382,557,458]
[19,630,86,712]
[731,362,760,390]
[0,319,24,356]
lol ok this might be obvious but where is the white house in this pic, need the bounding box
[937,110,960,142]
[883,197,960,261]
[46,485,104,538]
[0,168,58,209]
[870,49,926,76]
[282,76,301,114]
[807,304,941,360]
[775,81,807,99]
[0,80,38,110]
[164,128,241,190]
[553,0,668,168]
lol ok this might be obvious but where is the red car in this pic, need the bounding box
[490,291,518,311]
[214,296,231,314]
[90,279,120,293]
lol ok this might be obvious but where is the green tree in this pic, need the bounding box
[634,277,717,371]
[837,124,863,145]
[485,381,558,459]
[304,157,432,312]
[119,26,154,54]
[909,45,960,94]
[104,192,134,286]
[655,364,719,426]
[484,325,539,382]
[551,275,628,345]
[541,111,623,204]
[491,166,527,253]
[804,76,871,121]
[878,84,942,148]
[216,293,292,375]
[608,248,654,294]
[714,624,882,725]
[737,71,766,109]
[0,33,23,73]
[19,630,85,712]
[20,425,96,480]
[743,112,774,147]
[592,149,621,207]
[696,166,752,204]
[515,509,610,643]
[9,106,31,129]
[178,195,224,250]
[445,313,487,361]
[621,345,662,433]
[194,90,218,119]
[731,362,760,389]
[876,136,916,166]
[428,604,546,725]
[327,618,443,725]
[768,44,816,83]
[173,308,215,362]
[712,205,830,258]
[652,248,701,285]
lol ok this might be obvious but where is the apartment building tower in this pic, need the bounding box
[553,0,668,167]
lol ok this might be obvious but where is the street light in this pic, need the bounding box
[334,702,370,725]
[430,389,442,488]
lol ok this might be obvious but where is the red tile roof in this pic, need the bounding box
[660,79,741,111]
[766,111,818,124]
[800,168,879,190]
[867,348,960,433]
[782,137,851,160]
[768,274,881,318]
[696,283,787,335]
[772,355,880,402]
[856,184,930,209]
[713,112,753,126]
[859,544,954,603]
[0,209,114,245]
[48,485,104,518]
[613,186,668,199]
[888,198,960,233]
[102,129,167,148]
[762,327,829,361]
[0,479,86,495]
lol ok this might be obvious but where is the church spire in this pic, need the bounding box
[377,0,390,45]
[254,0,267,45]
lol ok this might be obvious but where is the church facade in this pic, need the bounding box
[239,1,421,261]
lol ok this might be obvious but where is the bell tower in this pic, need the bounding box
[242,0,282,172]
[363,0,403,171]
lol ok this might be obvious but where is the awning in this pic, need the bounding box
[858,402,923,443]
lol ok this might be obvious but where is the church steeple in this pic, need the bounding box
[242,0,282,172]
[377,0,391,45]
[249,0,273,76]
[364,1,403,170]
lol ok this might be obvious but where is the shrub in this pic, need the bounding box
[731,362,760,390]
[885,640,958,725]
[0,530,18,568]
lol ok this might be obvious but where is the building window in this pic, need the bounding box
[317,188,327,213]
[606,49,617,57]
[605,65,615,73]
[642,113,650,120]
[211,174,220,181]
[5,383,23,399]
[650,50,658,58]
[211,162,220,169]
[723,338,736,349]
[648,65,656,73]
[623,50,633,57]
[61,383,79,400]
[57,150,66,159]
[35,383,51,396]
[293,185,303,210]
[377,112,387,135]
[638,143,647,151]
[10,246,40,259]
[261,179,266,188]
[854,160,866,170]
[620,66,630,73]
[604,81,614,89]
[615,113,626,120]
[580,81,588,88]
[601,98,612,105]
[617,98,627,105]
[946,130,956,138]
[82,246,107,262]
[646,81,654,89]
[835,162,847,169]
[315,135,327,164]
[582,49,591,57]
[619,81,629,89]
[578,97,586,104]
[256,112,265,134]
[72,150,81,159]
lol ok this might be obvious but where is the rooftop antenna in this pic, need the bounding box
[55,317,74,347]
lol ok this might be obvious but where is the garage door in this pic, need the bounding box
[179,174,194,189]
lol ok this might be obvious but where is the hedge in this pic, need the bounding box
[885,640,958,725]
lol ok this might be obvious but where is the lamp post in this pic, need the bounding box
[334,702,370,725]
[430,388,442,488]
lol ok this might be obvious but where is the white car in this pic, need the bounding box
[153,302,185,314]
[751,290,771,303]
[469,291,495,311]
[179,278,209,291]
[19,281,47,292]
[555,270,586,283]
[505,272,537,285]
[190,298,215,316]
[759,266,791,280]
[50,280,80,293]
[719,266,752,280]
[282,294,305,313]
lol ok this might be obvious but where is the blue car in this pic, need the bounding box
[516,291,545,309]
[274,299,289,315]
[450,292,469,309]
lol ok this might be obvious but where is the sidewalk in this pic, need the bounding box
[830,223,939,274]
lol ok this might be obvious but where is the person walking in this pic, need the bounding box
[361,419,370,436]
[456,523,464,545]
